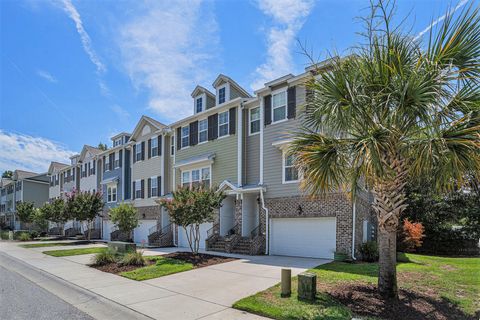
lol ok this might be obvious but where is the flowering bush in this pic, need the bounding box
[399,219,425,252]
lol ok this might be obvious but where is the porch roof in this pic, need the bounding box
[100,176,119,185]
[173,153,216,169]
[218,180,266,194]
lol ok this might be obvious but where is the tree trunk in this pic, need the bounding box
[378,227,398,298]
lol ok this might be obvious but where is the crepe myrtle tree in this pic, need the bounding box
[16,201,35,228]
[159,186,225,254]
[290,2,480,298]
[39,199,68,235]
[66,190,104,240]
[109,203,139,240]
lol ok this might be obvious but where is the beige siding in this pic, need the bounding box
[263,85,306,198]
[230,86,243,100]
[243,107,260,185]
[206,95,216,110]
[175,134,238,187]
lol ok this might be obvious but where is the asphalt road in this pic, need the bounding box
[0,264,93,320]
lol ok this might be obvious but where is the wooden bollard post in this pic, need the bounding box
[281,268,291,297]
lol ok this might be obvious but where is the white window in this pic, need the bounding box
[135,142,142,161]
[218,87,226,104]
[135,180,142,199]
[198,119,208,143]
[283,152,299,183]
[249,107,260,135]
[107,184,117,203]
[151,177,158,197]
[196,97,203,113]
[151,138,158,157]
[272,90,287,123]
[170,136,175,156]
[191,169,200,187]
[105,156,110,171]
[218,111,229,137]
[201,167,210,188]
[114,138,121,147]
[114,152,120,168]
[181,126,189,148]
[182,171,190,188]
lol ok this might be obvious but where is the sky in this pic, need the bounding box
[0,0,473,173]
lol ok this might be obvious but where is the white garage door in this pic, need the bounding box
[178,222,212,250]
[134,220,157,245]
[270,217,336,259]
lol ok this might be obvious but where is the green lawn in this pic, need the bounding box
[120,256,194,281]
[234,254,480,320]
[21,241,88,248]
[43,247,107,257]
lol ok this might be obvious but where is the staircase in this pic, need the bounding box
[148,223,173,247]
[207,224,265,255]
[208,237,228,252]
[110,229,131,242]
[83,228,101,239]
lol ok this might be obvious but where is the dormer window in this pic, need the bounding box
[196,97,203,113]
[218,87,226,104]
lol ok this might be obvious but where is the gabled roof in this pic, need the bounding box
[191,85,215,99]
[111,132,131,141]
[212,74,252,98]
[130,115,168,141]
[48,161,69,174]
[78,145,102,163]
[13,170,38,180]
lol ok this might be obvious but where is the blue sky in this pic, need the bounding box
[0,0,471,173]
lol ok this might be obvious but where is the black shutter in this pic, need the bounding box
[88,162,91,176]
[93,160,96,174]
[132,181,136,200]
[148,139,152,159]
[141,141,145,160]
[109,153,114,171]
[264,95,272,125]
[229,107,236,135]
[132,145,136,163]
[208,114,218,140]
[148,178,151,198]
[287,86,296,119]
[119,150,123,168]
[158,136,162,156]
[157,176,161,196]
[176,127,182,150]
[103,156,106,171]
[141,179,145,198]
[190,121,198,146]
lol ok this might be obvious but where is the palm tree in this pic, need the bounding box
[291,1,479,299]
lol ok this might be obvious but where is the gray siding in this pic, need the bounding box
[164,135,172,194]
[206,95,216,110]
[102,165,123,210]
[230,86,244,100]
[263,85,306,198]
[22,181,49,208]
[243,108,260,185]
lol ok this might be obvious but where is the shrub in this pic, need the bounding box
[121,251,145,266]
[92,249,117,266]
[18,232,32,241]
[29,230,39,239]
[0,231,10,240]
[359,241,379,262]
[399,219,425,252]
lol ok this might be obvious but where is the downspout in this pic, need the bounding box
[259,188,269,255]
[237,102,243,187]
[351,200,356,260]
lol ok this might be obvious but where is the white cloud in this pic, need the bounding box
[36,69,57,83]
[109,104,129,120]
[0,130,75,173]
[117,0,219,121]
[414,0,468,40]
[251,0,315,90]
[60,0,106,74]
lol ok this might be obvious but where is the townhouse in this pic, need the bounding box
[0,170,49,230]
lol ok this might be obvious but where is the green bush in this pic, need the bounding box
[29,230,39,239]
[359,241,379,262]
[0,231,10,240]
[121,251,145,266]
[18,232,32,241]
[92,249,117,266]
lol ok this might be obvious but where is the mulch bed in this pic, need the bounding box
[92,252,237,275]
[163,252,237,268]
[327,283,476,320]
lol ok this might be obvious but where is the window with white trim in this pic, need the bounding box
[105,156,110,171]
[249,107,260,135]
[218,87,226,104]
[151,177,158,197]
[283,152,299,183]
[201,167,210,188]
[135,180,142,199]
[182,171,190,188]
[181,167,210,188]
[198,119,208,143]
[170,136,175,156]
[196,97,203,113]
[272,90,287,122]
[135,142,142,161]
[181,126,189,148]
[107,184,117,203]
[218,111,229,137]
[114,152,120,168]
[151,138,158,157]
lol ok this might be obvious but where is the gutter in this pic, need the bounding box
[259,188,269,255]
[351,200,356,260]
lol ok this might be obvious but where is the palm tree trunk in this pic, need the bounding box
[372,156,408,299]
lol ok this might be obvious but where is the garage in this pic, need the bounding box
[270,217,336,259]
[134,220,157,245]
[177,222,212,250]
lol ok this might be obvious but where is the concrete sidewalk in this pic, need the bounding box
[0,242,266,319]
